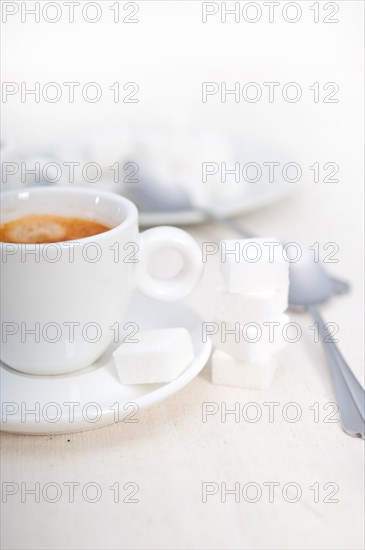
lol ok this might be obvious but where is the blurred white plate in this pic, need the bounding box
[0,293,211,435]
[138,180,294,227]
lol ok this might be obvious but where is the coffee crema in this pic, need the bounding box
[0,214,111,244]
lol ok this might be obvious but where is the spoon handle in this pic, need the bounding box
[308,305,365,438]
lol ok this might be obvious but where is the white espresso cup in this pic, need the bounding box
[0,186,203,375]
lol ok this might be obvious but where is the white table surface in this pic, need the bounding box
[1,178,364,550]
[1,1,364,549]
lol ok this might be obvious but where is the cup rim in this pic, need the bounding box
[0,186,138,248]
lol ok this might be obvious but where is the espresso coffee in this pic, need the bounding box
[0,214,111,244]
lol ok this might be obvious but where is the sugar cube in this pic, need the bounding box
[212,313,289,363]
[214,287,288,324]
[211,350,278,390]
[113,328,194,384]
[220,238,289,293]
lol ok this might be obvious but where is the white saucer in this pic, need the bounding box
[0,293,211,435]
[139,180,295,227]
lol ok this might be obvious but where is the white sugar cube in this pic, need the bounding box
[215,287,288,324]
[212,314,289,363]
[211,350,278,390]
[220,238,289,293]
[113,328,194,384]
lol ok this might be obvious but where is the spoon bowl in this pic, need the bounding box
[288,251,333,308]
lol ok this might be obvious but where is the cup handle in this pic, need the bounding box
[135,226,203,301]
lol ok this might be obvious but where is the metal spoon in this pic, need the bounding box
[288,250,364,438]
[124,181,364,438]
